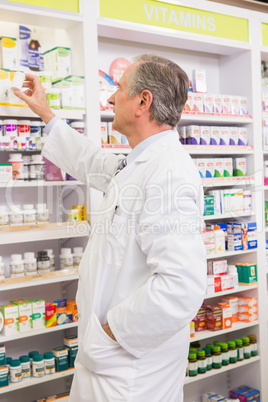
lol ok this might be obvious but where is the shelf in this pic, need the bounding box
[0,368,74,394]
[202,176,254,187]
[184,355,260,384]
[204,284,258,299]
[0,322,78,343]
[206,248,257,260]
[0,268,79,291]
[194,320,259,341]
[0,106,85,120]
[101,110,253,124]
[184,145,254,155]
[204,211,255,220]
[0,222,90,245]
[0,180,84,188]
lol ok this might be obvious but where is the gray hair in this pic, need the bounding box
[127,54,189,127]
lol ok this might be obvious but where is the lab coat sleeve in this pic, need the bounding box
[107,172,207,358]
[42,119,122,192]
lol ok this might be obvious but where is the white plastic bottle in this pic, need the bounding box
[0,256,5,279]
[36,203,49,224]
[10,254,24,278]
[23,252,37,276]
[214,225,225,253]
[23,204,36,225]
[228,265,239,288]
[32,354,45,378]
[44,249,55,271]
[73,247,84,267]
[10,359,22,383]
[9,205,23,226]
[60,248,74,270]
[0,205,9,227]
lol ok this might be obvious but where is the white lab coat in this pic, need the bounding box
[42,120,207,402]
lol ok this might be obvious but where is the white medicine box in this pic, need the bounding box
[0,37,17,70]
[43,47,71,80]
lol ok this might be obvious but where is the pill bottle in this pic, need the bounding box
[30,154,45,181]
[23,204,36,225]
[60,248,74,270]
[30,120,42,137]
[11,71,25,92]
[0,256,5,279]
[73,247,83,267]
[0,205,9,227]
[242,336,251,359]
[248,335,258,356]
[8,153,23,180]
[10,359,22,383]
[214,225,225,253]
[3,119,17,137]
[188,353,198,377]
[32,354,45,378]
[37,251,51,274]
[228,341,237,363]
[29,351,39,375]
[38,71,52,90]
[70,121,85,135]
[44,249,55,271]
[36,203,49,224]
[18,120,30,137]
[44,352,55,374]
[235,338,244,361]
[196,349,207,374]
[9,205,23,226]
[19,355,30,379]
[204,347,212,370]
[212,346,222,369]
[243,190,252,213]
[227,265,239,288]
[46,88,61,108]
[22,156,31,181]
[10,254,24,278]
[24,252,37,276]
[0,120,2,135]
[220,343,229,365]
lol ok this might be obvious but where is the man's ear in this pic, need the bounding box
[136,89,153,116]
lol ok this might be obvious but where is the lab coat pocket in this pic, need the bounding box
[81,312,134,375]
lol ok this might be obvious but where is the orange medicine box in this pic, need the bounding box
[67,300,78,322]
[238,296,257,308]
[206,304,223,331]
[222,296,238,322]
[217,302,232,329]
[193,307,207,332]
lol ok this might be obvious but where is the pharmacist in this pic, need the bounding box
[14,54,206,402]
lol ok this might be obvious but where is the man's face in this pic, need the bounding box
[107,63,140,136]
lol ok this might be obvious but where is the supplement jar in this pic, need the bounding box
[22,156,31,181]
[73,247,83,267]
[30,121,42,137]
[0,257,5,279]
[3,119,17,137]
[242,336,251,359]
[18,120,30,137]
[188,353,198,377]
[248,335,258,356]
[197,349,207,374]
[30,154,45,181]
[8,153,23,180]
[0,205,9,227]
[44,249,55,271]
[28,351,39,375]
[10,359,22,383]
[38,71,52,90]
[37,250,50,274]
[36,203,49,224]
[60,248,74,270]
[46,88,61,108]
[23,252,37,276]
[235,339,244,361]
[19,355,30,379]
[32,354,45,378]
[228,341,237,363]
[11,71,25,92]
[68,208,78,221]
[70,121,85,135]
[0,120,2,135]
[212,346,222,369]
[44,352,55,374]
[10,254,24,278]
[9,205,23,226]
[23,204,36,225]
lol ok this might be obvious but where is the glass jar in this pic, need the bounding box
[235,338,244,361]
[228,341,237,364]
[248,335,258,356]
[242,336,251,359]
[197,349,207,374]
[212,346,222,369]
[220,343,229,366]
[188,353,198,377]
[204,347,212,371]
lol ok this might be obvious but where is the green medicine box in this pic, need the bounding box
[0,365,9,388]
[204,195,214,216]
[52,347,69,372]
[236,262,257,285]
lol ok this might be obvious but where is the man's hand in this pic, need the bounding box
[102,323,117,341]
[13,73,55,124]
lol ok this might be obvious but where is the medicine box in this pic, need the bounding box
[100,122,108,144]
[43,47,71,80]
[45,302,57,328]
[0,37,17,70]
[233,157,247,176]
[223,158,233,177]
[231,96,240,115]
[227,233,242,251]
[222,95,231,114]
[0,164,12,182]
[213,95,222,114]
[206,305,223,331]
[0,365,8,388]
[229,127,239,145]
[0,69,25,107]
[52,78,72,109]
[204,195,214,216]
[217,302,232,329]
[222,296,238,322]
[52,346,69,372]
[184,92,193,112]
[214,159,224,177]
[193,307,206,332]
[240,97,248,115]
[31,299,45,330]
[56,307,73,325]
[65,75,85,109]
[186,125,200,145]
[219,127,230,146]
[0,304,19,335]
[200,126,210,145]
[192,93,203,112]
[43,157,66,181]
[195,159,206,178]
[10,300,32,332]
[229,385,260,402]
[210,126,220,145]
[203,94,214,113]
[63,336,78,368]
[238,127,248,146]
[0,345,5,366]
[205,159,214,178]
[108,122,121,144]
[67,300,78,322]
[192,69,206,93]
[235,262,257,285]
[207,260,228,276]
